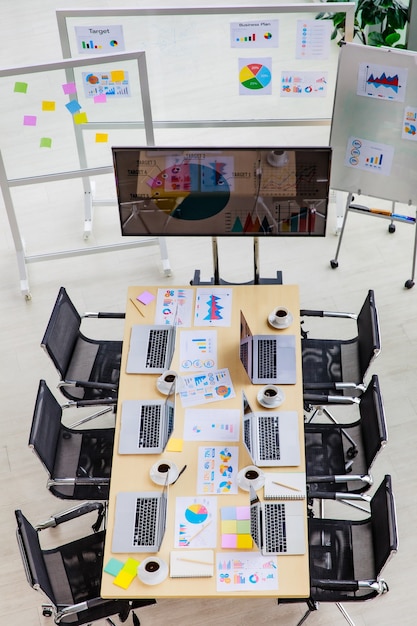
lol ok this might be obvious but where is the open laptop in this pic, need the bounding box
[126,321,177,374]
[239,310,296,384]
[118,383,175,454]
[242,391,300,467]
[250,484,305,555]
[112,478,169,553]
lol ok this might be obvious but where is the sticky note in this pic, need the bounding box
[62,82,76,95]
[221,520,237,534]
[221,534,237,548]
[40,137,52,148]
[104,558,124,577]
[236,520,251,534]
[94,93,107,103]
[74,111,88,125]
[123,558,140,575]
[137,290,155,305]
[113,569,135,589]
[42,101,56,111]
[166,438,183,452]
[14,82,28,93]
[95,133,108,143]
[111,70,125,82]
[23,115,37,126]
[236,534,253,549]
[65,100,82,114]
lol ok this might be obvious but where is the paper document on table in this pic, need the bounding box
[216,552,278,591]
[194,288,233,327]
[155,288,193,327]
[197,446,239,495]
[174,496,217,548]
[183,408,240,442]
[179,330,217,371]
[178,368,235,407]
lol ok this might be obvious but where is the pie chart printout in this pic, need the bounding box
[185,503,209,524]
[240,63,272,90]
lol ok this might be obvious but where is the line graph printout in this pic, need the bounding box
[194,288,232,327]
[357,62,408,102]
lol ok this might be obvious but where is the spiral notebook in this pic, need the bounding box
[170,550,214,578]
[263,472,306,500]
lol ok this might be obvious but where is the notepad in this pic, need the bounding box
[263,472,306,500]
[170,550,214,578]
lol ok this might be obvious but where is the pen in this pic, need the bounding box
[171,465,187,485]
[129,297,145,317]
[272,480,301,492]
[186,520,212,545]
[176,557,213,565]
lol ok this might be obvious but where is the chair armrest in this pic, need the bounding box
[311,578,359,592]
[300,309,357,320]
[35,502,105,530]
[303,393,360,405]
[56,597,116,622]
[58,380,118,392]
[307,474,373,485]
[83,312,125,319]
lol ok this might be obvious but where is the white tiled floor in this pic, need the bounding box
[1,2,416,625]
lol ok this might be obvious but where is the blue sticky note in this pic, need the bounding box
[104,557,124,577]
[65,100,82,114]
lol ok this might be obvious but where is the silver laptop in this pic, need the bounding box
[250,484,305,555]
[242,391,300,467]
[126,322,176,374]
[112,478,168,553]
[118,383,175,454]
[239,310,296,384]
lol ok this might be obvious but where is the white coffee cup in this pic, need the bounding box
[273,307,290,326]
[150,459,179,485]
[156,369,177,394]
[259,384,284,407]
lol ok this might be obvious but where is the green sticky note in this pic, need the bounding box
[14,81,28,93]
[40,137,52,148]
[123,558,140,575]
[104,557,124,577]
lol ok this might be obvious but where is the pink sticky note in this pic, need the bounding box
[236,506,250,520]
[137,291,155,305]
[62,82,77,95]
[94,93,107,103]
[221,534,238,549]
[23,115,37,126]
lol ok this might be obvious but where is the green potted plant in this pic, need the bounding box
[317,0,409,47]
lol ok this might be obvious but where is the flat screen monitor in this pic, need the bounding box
[112,147,331,236]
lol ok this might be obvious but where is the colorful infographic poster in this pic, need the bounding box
[239,58,272,95]
[402,105,417,140]
[344,137,394,176]
[179,368,235,408]
[155,288,193,327]
[179,330,217,371]
[296,20,331,59]
[75,25,125,54]
[216,553,278,591]
[230,20,279,48]
[183,408,240,442]
[81,71,130,98]
[281,71,328,97]
[197,446,239,494]
[194,288,232,327]
[174,496,217,548]
[357,62,408,102]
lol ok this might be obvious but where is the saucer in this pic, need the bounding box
[237,465,265,492]
[137,557,168,585]
[267,311,293,330]
[156,379,174,395]
[150,460,179,485]
[257,388,284,409]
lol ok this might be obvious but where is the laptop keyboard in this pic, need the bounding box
[146,329,169,368]
[133,497,158,546]
[258,415,281,460]
[264,503,287,553]
[138,405,161,448]
[257,339,277,379]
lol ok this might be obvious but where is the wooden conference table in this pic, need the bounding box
[101,284,309,599]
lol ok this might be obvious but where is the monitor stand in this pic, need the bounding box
[190,237,283,286]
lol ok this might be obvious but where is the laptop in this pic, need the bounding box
[118,383,176,454]
[112,478,169,553]
[126,321,177,374]
[242,391,300,467]
[249,484,305,555]
[239,310,296,384]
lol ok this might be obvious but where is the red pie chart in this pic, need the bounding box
[239,63,271,90]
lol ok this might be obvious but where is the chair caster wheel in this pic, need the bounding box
[330,259,338,269]
[405,279,415,289]
[388,223,396,233]
[42,607,53,617]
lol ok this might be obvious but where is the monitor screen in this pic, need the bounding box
[112,147,331,236]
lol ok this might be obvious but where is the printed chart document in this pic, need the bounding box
[155,287,193,327]
[194,288,233,327]
[178,368,235,407]
[216,552,278,592]
[183,408,240,442]
[197,446,239,495]
[179,330,217,372]
[174,496,217,548]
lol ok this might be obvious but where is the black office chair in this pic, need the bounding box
[279,474,398,626]
[29,380,115,500]
[305,374,388,503]
[15,503,156,626]
[41,287,125,402]
[301,290,381,409]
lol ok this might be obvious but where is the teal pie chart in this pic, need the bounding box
[185,503,209,524]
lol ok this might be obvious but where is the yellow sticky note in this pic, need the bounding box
[221,520,237,534]
[123,558,140,575]
[236,534,253,549]
[166,438,183,452]
[113,569,135,589]
[42,100,56,111]
[95,132,108,143]
[74,111,88,125]
[111,70,125,82]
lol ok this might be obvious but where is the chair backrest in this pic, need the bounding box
[370,474,399,577]
[357,290,381,380]
[359,374,388,470]
[28,380,62,476]
[15,509,57,605]
[41,287,81,379]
